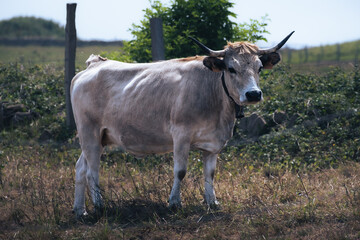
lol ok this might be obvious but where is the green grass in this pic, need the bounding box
[0,45,121,68]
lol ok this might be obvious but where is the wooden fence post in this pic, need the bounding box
[0,103,3,130]
[150,18,165,61]
[318,45,324,63]
[304,46,308,63]
[65,3,77,131]
[336,44,341,62]
[287,48,292,64]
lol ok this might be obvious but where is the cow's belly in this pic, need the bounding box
[110,130,229,156]
[125,144,174,157]
[104,124,174,156]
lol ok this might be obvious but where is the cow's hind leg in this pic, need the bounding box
[203,151,219,208]
[73,152,87,217]
[73,125,104,218]
[169,136,190,209]
[83,143,104,214]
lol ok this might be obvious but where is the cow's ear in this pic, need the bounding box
[203,57,226,72]
[260,52,281,69]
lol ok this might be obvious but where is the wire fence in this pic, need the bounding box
[280,40,360,65]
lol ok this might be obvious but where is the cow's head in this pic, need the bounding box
[189,32,294,105]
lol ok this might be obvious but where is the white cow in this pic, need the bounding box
[71,32,294,217]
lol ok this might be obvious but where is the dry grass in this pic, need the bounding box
[1,145,360,239]
[0,45,120,67]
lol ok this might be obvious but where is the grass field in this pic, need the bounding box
[0,45,121,68]
[1,144,360,239]
[1,44,360,239]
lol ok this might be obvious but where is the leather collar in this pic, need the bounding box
[221,72,244,119]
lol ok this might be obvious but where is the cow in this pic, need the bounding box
[71,32,294,217]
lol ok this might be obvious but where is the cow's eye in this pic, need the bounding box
[229,67,236,74]
[258,66,263,73]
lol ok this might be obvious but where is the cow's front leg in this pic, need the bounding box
[169,137,190,209]
[203,151,219,208]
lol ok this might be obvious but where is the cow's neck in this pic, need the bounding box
[221,72,245,119]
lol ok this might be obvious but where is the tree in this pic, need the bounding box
[233,15,269,43]
[124,1,169,63]
[106,0,269,62]
[165,0,237,59]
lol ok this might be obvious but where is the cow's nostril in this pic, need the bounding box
[245,90,262,102]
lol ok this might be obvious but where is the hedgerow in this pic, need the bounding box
[1,62,359,170]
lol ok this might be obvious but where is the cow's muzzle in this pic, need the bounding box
[245,90,262,102]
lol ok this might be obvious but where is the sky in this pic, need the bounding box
[1,0,360,49]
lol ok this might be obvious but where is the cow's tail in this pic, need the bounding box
[85,54,107,67]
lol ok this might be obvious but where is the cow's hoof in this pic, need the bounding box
[168,202,182,211]
[93,205,105,218]
[72,209,89,220]
[207,200,221,210]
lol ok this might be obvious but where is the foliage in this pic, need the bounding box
[0,63,71,141]
[233,15,270,43]
[0,63,63,115]
[124,0,169,63]
[258,65,359,117]
[164,0,237,59]
[107,0,269,62]
[233,65,360,170]
[0,16,65,39]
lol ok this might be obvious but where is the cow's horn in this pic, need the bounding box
[188,36,226,57]
[258,31,295,55]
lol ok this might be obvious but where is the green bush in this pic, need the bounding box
[231,65,360,171]
[0,63,64,115]
[0,63,69,142]
[257,65,358,117]
[105,0,269,62]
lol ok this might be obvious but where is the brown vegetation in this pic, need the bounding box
[1,145,359,239]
